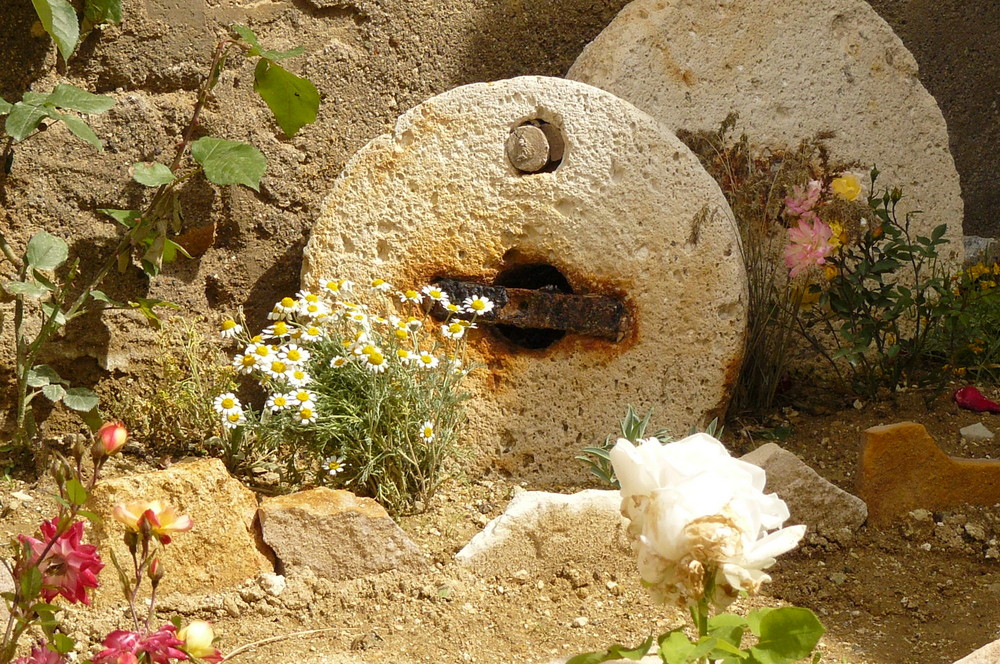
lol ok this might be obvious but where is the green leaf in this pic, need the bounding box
[84,0,122,24]
[63,387,99,412]
[232,24,262,52]
[50,633,76,654]
[4,281,51,298]
[5,100,49,142]
[131,161,175,186]
[46,110,103,150]
[566,635,654,664]
[749,607,825,664]
[0,96,11,115]
[46,84,115,114]
[99,208,141,227]
[232,24,304,60]
[746,608,775,636]
[89,289,120,305]
[253,59,319,137]
[659,631,698,664]
[191,137,266,191]
[26,231,69,270]
[40,302,66,326]
[19,565,43,602]
[129,297,179,329]
[27,365,64,387]
[65,478,88,506]
[80,405,104,432]
[42,384,66,402]
[31,0,80,62]
[76,509,101,523]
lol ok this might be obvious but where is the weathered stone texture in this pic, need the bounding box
[456,489,629,579]
[569,0,964,266]
[303,76,747,482]
[87,459,273,606]
[742,443,867,545]
[259,488,426,580]
[859,422,1000,524]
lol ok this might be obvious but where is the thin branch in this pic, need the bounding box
[222,627,341,662]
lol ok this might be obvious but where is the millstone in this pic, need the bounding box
[303,76,746,482]
[568,0,964,265]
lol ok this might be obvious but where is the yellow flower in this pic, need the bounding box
[827,221,848,250]
[823,264,838,281]
[831,173,863,201]
[178,621,219,659]
[113,500,193,544]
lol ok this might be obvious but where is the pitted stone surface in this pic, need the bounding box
[303,76,746,481]
[259,488,426,580]
[859,422,1000,524]
[87,458,273,606]
[742,443,867,545]
[568,0,964,265]
[456,489,629,578]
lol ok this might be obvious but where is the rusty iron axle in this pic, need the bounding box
[430,278,628,342]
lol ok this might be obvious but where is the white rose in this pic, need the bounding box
[610,433,806,608]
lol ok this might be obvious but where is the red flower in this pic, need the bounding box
[12,640,67,664]
[18,518,103,605]
[93,626,189,664]
[96,421,129,456]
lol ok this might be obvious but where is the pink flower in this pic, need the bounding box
[17,518,103,605]
[96,421,128,456]
[784,218,834,278]
[113,501,193,545]
[93,626,189,664]
[784,180,823,217]
[13,641,66,664]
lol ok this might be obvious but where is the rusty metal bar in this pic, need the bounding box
[430,278,628,342]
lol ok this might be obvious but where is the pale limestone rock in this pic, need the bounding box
[953,638,1000,664]
[741,443,867,544]
[569,0,964,266]
[303,76,747,482]
[258,488,426,580]
[456,489,630,578]
[87,458,273,606]
[960,422,994,442]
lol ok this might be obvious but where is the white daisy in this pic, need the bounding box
[265,392,293,412]
[363,350,388,373]
[370,278,393,292]
[329,355,348,369]
[421,285,450,304]
[323,456,346,476]
[246,343,275,361]
[418,421,435,442]
[280,344,311,365]
[463,295,495,315]
[262,359,290,380]
[263,321,292,340]
[213,392,242,415]
[291,389,318,405]
[441,321,465,340]
[268,296,299,321]
[285,368,312,387]
[416,352,440,370]
[399,289,424,305]
[405,316,423,332]
[232,354,258,374]
[298,300,331,319]
[220,319,242,339]
[396,349,415,364]
[294,405,318,425]
[222,410,246,430]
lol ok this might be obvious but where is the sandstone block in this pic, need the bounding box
[87,459,273,606]
[569,0,964,266]
[456,489,630,579]
[258,488,426,580]
[741,443,867,544]
[953,638,1000,664]
[859,422,1000,524]
[303,76,747,482]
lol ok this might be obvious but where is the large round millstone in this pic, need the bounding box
[568,0,964,264]
[302,76,746,482]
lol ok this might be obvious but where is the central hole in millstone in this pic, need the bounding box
[493,263,572,349]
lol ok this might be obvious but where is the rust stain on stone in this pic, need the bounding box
[858,421,1000,524]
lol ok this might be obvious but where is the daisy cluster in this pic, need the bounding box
[212,278,492,475]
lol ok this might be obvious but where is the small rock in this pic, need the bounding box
[570,617,589,628]
[741,444,867,544]
[829,572,848,585]
[223,595,241,617]
[259,488,426,581]
[960,422,995,442]
[965,522,988,541]
[258,573,286,597]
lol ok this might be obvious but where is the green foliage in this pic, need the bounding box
[799,169,960,398]
[576,407,723,488]
[1,84,114,149]
[191,137,267,191]
[219,285,478,513]
[232,25,320,138]
[108,316,238,456]
[566,635,654,664]
[130,161,176,186]
[939,262,1000,383]
[30,0,79,62]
